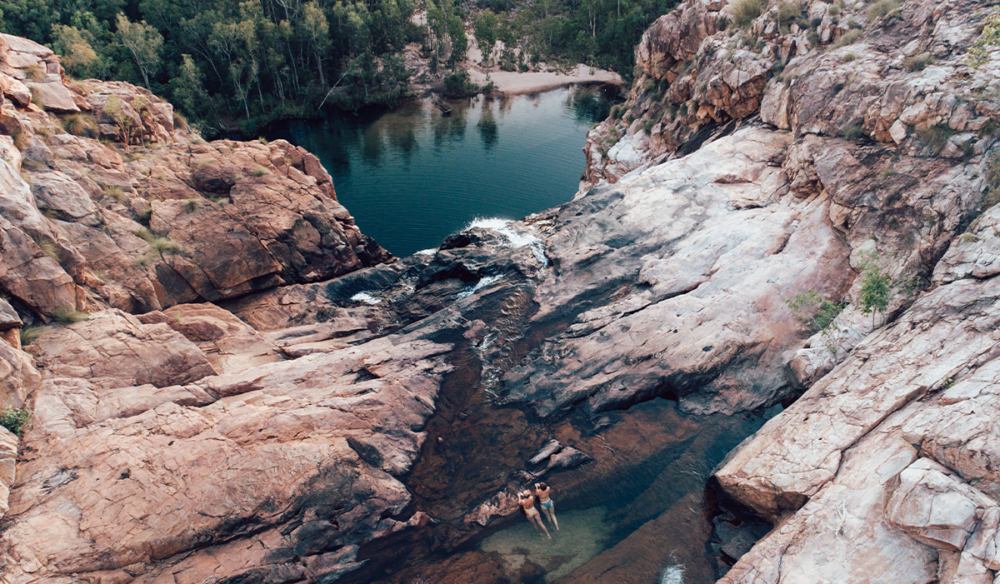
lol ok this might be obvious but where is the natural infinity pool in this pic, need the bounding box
[265,85,617,257]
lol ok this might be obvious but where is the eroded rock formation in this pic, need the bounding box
[0,0,999,580]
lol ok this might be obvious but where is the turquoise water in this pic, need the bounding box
[265,86,616,257]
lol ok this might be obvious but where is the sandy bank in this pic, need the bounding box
[466,64,623,95]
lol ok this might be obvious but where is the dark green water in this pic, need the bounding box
[266,85,616,257]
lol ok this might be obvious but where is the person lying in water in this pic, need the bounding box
[518,489,551,539]
[534,482,559,531]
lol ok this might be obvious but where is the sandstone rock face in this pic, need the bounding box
[0,0,998,579]
[0,38,389,320]
[584,0,998,188]
[5,325,452,583]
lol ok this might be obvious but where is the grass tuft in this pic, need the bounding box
[731,0,768,28]
[904,54,934,72]
[831,29,863,49]
[251,166,271,177]
[62,113,97,137]
[136,228,182,255]
[867,0,900,19]
[53,308,90,324]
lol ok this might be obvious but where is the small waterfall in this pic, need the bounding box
[462,217,549,267]
[457,275,504,300]
[350,291,382,305]
[660,565,685,584]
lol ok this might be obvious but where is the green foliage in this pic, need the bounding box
[842,52,856,62]
[53,308,91,323]
[730,0,767,28]
[442,69,479,97]
[858,252,893,327]
[968,10,1000,69]
[777,2,803,33]
[0,407,32,437]
[785,289,844,333]
[136,227,182,254]
[641,119,654,134]
[250,166,271,177]
[51,24,102,77]
[31,235,60,261]
[918,124,957,156]
[843,124,865,140]
[904,53,934,72]
[62,113,97,137]
[867,0,900,20]
[831,29,862,48]
[474,10,501,75]
[19,326,43,345]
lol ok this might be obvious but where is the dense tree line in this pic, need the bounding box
[0,0,673,135]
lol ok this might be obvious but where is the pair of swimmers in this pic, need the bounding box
[517,482,559,539]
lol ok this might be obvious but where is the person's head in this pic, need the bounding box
[537,482,548,491]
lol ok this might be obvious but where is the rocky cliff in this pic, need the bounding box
[0,0,999,581]
[579,0,1000,581]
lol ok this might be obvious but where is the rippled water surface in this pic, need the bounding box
[266,85,616,257]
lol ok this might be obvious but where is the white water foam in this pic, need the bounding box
[463,217,549,267]
[660,565,685,584]
[457,275,504,300]
[350,291,382,305]
[416,248,437,256]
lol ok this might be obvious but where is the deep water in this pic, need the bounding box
[265,85,616,257]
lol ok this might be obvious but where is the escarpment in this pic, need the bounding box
[0,0,999,580]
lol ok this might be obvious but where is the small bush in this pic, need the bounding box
[918,124,957,156]
[442,70,480,98]
[731,0,767,28]
[827,2,841,16]
[29,87,43,107]
[642,119,655,134]
[251,166,271,177]
[258,137,268,145]
[610,105,623,120]
[62,113,97,137]
[831,29,863,49]
[858,251,893,327]
[867,0,900,20]
[0,407,31,437]
[844,125,865,140]
[842,52,857,62]
[778,2,803,32]
[785,289,844,333]
[184,199,199,213]
[904,54,934,72]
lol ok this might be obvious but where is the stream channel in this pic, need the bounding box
[267,86,777,584]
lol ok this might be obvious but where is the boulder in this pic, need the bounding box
[24,81,79,113]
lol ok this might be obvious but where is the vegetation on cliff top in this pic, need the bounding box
[0,0,673,136]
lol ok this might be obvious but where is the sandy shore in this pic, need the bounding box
[465,64,623,95]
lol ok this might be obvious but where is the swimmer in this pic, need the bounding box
[518,489,551,539]
[534,482,559,531]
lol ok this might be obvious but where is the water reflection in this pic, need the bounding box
[266,84,618,257]
[477,102,499,150]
